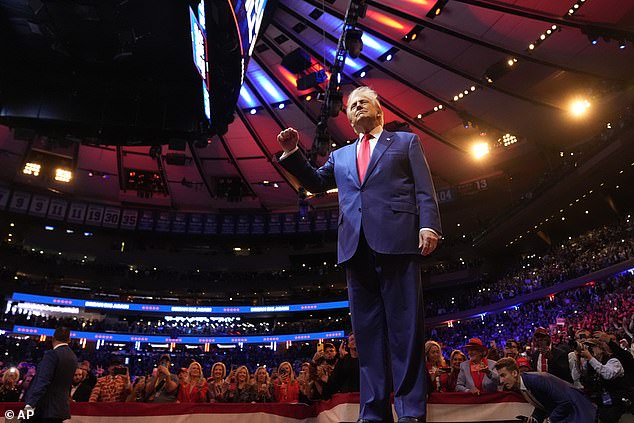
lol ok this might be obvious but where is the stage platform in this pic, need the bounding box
[1,392,533,422]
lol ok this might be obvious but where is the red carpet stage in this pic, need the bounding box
[1,392,533,422]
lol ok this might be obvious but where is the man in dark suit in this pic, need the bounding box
[278,86,442,423]
[496,357,597,423]
[24,327,78,423]
[530,327,572,383]
[70,367,92,402]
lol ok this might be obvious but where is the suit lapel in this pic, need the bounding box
[348,139,362,187]
[362,130,394,187]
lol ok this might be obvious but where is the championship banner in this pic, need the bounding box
[0,186,10,209]
[314,210,328,231]
[187,214,203,234]
[102,207,121,229]
[203,214,217,234]
[171,213,187,233]
[47,199,67,220]
[155,212,171,232]
[236,215,250,234]
[298,213,311,232]
[68,203,88,224]
[8,191,30,213]
[282,213,296,233]
[220,215,235,235]
[28,195,49,217]
[268,213,281,234]
[137,210,155,231]
[251,214,265,234]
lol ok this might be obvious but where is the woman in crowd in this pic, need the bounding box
[274,361,300,403]
[207,362,228,402]
[253,366,274,403]
[224,365,255,402]
[425,340,449,392]
[456,338,499,394]
[177,361,208,403]
[446,350,467,392]
[126,376,146,402]
[0,368,20,402]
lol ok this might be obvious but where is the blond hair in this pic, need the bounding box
[425,340,447,367]
[188,361,204,383]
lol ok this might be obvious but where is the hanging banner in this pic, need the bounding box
[28,195,50,217]
[9,191,30,213]
[120,209,138,230]
[85,205,104,226]
[102,208,121,229]
[67,203,88,224]
[47,199,68,220]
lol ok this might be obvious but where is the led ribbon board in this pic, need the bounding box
[11,292,349,314]
[12,325,344,344]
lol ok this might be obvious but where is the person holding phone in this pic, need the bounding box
[274,362,299,403]
[144,354,178,403]
[455,338,499,395]
[425,341,449,392]
[207,362,228,402]
[253,367,274,403]
[88,357,131,402]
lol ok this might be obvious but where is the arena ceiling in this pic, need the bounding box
[0,0,633,242]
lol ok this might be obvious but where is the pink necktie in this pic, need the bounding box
[357,133,372,182]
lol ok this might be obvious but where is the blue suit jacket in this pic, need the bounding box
[280,130,441,263]
[522,372,597,423]
[24,344,78,420]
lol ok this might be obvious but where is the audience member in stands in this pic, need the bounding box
[425,340,448,392]
[177,361,207,403]
[516,357,531,373]
[456,338,499,394]
[145,354,179,403]
[445,350,466,392]
[576,338,630,423]
[322,335,360,398]
[207,362,228,402]
[80,360,97,389]
[253,366,274,402]
[89,357,132,402]
[496,357,597,423]
[0,367,20,402]
[224,365,254,402]
[504,339,520,359]
[126,376,146,402]
[177,367,188,385]
[486,340,503,361]
[530,327,572,383]
[70,367,92,402]
[274,361,299,403]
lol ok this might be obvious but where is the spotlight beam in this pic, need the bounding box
[272,20,467,156]
[297,0,562,114]
[364,0,625,83]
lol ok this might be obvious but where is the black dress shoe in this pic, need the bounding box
[397,417,426,423]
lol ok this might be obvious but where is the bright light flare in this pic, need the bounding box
[471,142,490,159]
[23,162,41,176]
[54,168,72,183]
[570,99,591,117]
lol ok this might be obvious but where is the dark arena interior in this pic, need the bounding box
[0,0,633,422]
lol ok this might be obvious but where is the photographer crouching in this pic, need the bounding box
[572,336,631,422]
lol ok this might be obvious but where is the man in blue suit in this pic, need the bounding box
[25,327,78,423]
[495,357,597,423]
[278,86,442,422]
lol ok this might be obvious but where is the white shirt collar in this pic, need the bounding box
[358,126,383,142]
[519,374,527,391]
[53,343,68,350]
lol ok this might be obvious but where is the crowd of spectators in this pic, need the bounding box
[425,218,634,316]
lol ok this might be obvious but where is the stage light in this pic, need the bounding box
[471,142,490,159]
[426,0,449,19]
[386,54,393,61]
[278,103,285,109]
[570,99,591,117]
[305,95,312,101]
[378,47,398,62]
[250,108,257,115]
[619,41,627,49]
[344,29,364,59]
[23,162,41,176]
[403,25,424,42]
[54,168,72,183]
[359,71,366,77]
